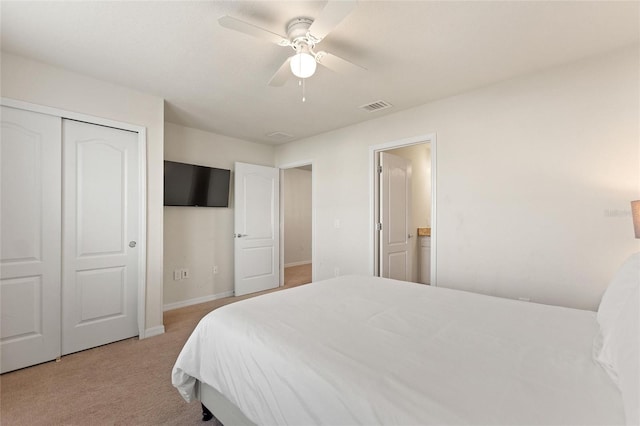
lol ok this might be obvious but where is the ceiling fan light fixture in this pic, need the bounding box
[290,52,317,79]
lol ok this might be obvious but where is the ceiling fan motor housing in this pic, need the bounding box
[287,17,313,38]
[287,17,318,51]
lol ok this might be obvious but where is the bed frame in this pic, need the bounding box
[198,380,256,425]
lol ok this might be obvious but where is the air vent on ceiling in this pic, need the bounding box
[266,131,294,140]
[359,100,392,112]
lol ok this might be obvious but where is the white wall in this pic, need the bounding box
[283,168,312,266]
[163,122,274,307]
[1,52,166,334]
[276,46,640,310]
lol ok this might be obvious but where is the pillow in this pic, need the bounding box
[594,252,640,426]
[597,252,640,341]
[599,285,639,425]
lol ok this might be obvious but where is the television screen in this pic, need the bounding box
[164,161,230,207]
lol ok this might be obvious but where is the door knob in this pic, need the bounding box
[129,241,137,248]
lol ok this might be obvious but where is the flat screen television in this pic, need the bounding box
[164,160,231,207]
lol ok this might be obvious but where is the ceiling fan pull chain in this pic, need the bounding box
[302,78,307,102]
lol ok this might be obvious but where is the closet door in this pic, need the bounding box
[62,120,139,355]
[0,106,62,373]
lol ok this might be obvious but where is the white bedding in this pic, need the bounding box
[172,275,625,425]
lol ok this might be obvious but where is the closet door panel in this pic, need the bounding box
[0,106,62,373]
[62,119,139,355]
[76,141,125,256]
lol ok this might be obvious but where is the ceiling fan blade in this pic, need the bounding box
[218,15,290,46]
[308,0,357,41]
[268,57,292,86]
[316,51,366,75]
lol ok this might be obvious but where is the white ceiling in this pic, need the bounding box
[1,1,638,145]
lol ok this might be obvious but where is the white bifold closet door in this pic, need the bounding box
[0,107,140,373]
[61,119,139,355]
[0,106,62,373]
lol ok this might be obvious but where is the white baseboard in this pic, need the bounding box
[142,325,165,339]
[163,291,235,312]
[284,260,312,268]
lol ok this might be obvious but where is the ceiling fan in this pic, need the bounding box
[218,0,365,87]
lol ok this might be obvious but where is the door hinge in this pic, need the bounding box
[377,165,382,174]
[376,223,382,231]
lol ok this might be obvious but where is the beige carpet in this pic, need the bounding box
[0,284,305,425]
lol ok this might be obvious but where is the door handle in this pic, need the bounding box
[129,241,137,248]
[234,233,248,238]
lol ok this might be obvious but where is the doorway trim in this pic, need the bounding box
[369,133,437,285]
[1,96,149,338]
[278,160,315,286]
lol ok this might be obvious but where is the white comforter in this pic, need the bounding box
[172,275,624,425]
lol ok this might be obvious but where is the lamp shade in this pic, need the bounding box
[632,200,640,238]
[290,52,316,79]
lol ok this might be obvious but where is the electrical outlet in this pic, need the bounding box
[181,269,189,279]
[334,267,340,277]
[213,266,219,274]
[173,270,181,281]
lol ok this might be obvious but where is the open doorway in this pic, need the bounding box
[371,135,436,285]
[280,163,313,287]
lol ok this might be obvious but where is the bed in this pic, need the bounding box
[172,256,639,425]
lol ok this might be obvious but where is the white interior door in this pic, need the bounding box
[234,162,279,296]
[0,106,62,373]
[379,152,412,281]
[62,119,139,355]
